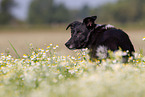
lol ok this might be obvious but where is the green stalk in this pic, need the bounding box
[8,41,20,58]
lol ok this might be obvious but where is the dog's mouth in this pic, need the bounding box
[65,43,75,50]
[67,45,76,50]
[65,43,87,50]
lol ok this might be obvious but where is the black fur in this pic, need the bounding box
[65,16,135,59]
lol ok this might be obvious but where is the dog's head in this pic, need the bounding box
[65,16,97,49]
[65,21,89,49]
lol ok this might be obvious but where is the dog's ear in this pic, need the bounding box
[66,21,81,30]
[66,23,72,30]
[83,16,97,28]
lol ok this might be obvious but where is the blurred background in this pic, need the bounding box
[0,0,145,57]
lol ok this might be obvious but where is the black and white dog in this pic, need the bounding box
[65,16,135,60]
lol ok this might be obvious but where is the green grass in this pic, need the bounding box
[8,41,20,58]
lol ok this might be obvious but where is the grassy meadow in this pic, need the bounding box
[0,25,145,97]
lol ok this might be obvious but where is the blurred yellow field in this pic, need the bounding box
[0,28,144,57]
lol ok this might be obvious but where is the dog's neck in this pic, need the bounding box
[85,24,107,49]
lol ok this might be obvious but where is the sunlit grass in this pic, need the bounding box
[0,40,145,97]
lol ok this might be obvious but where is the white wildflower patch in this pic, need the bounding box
[23,54,28,58]
[0,43,145,97]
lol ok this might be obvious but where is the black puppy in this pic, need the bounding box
[65,16,135,60]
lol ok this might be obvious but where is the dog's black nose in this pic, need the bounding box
[65,42,69,47]
[65,42,74,49]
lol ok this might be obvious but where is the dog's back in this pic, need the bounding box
[87,26,135,58]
